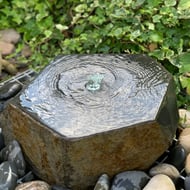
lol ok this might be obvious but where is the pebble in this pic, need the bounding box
[165,144,186,171]
[0,29,21,44]
[111,171,150,190]
[0,161,18,190]
[149,163,180,181]
[179,109,190,128]
[0,41,15,55]
[185,153,190,175]
[0,82,22,101]
[15,180,51,190]
[0,140,26,177]
[179,127,190,154]
[142,174,176,190]
[94,174,110,190]
[21,45,32,58]
[185,176,190,190]
[0,58,18,75]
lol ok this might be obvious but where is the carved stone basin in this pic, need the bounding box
[0,54,178,189]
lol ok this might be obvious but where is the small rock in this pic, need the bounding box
[0,29,21,44]
[179,109,190,128]
[111,171,150,190]
[94,174,110,190]
[0,128,5,151]
[0,58,18,75]
[0,41,15,55]
[185,176,190,190]
[143,174,176,190]
[179,127,190,154]
[149,163,180,181]
[148,43,158,52]
[165,144,187,171]
[21,45,32,57]
[0,82,22,101]
[15,180,51,190]
[0,140,26,177]
[51,184,71,190]
[185,153,190,175]
[0,161,18,190]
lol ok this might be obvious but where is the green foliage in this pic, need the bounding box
[0,0,190,109]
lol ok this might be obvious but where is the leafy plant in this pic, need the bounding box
[0,0,190,109]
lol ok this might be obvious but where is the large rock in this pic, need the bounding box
[0,54,178,189]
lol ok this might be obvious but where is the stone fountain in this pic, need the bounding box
[0,54,179,189]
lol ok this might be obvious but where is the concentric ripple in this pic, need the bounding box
[20,54,171,138]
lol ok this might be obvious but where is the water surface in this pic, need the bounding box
[20,54,171,138]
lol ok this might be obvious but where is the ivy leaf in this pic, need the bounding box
[178,53,190,73]
[35,3,48,21]
[179,76,190,95]
[14,1,27,8]
[44,30,52,38]
[73,24,85,35]
[55,24,68,31]
[110,27,123,38]
[180,76,190,88]
[12,13,23,24]
[178,9,190,19]
[149,49,165,60]
[149,31,163,43]
[75,4,88,13]
[165,0,177,7]
[171,52,190,71]
[130,30,141,39]
[178,0,190,10]
[152,15,162,23]
[147,0,162,7]
[146,23,155,30]
[165,49,174,59]
[132,0,145,9]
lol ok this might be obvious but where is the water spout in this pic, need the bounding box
[85,73,104,92]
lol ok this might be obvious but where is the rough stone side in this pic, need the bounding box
[0,103,172,189]
[0,104,67,185]
[65,122,170,189]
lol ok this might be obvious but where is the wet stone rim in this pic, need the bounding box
[20,54,171,138]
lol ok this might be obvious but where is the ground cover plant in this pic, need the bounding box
[0,0,190,109]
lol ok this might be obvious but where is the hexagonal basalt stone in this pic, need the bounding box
[0,54,178,189]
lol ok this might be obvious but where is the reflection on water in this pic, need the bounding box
[20,54,171,138]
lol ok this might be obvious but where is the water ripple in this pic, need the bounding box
[20,54,171,138]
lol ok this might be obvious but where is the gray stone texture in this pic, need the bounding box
[0,54,179,189]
